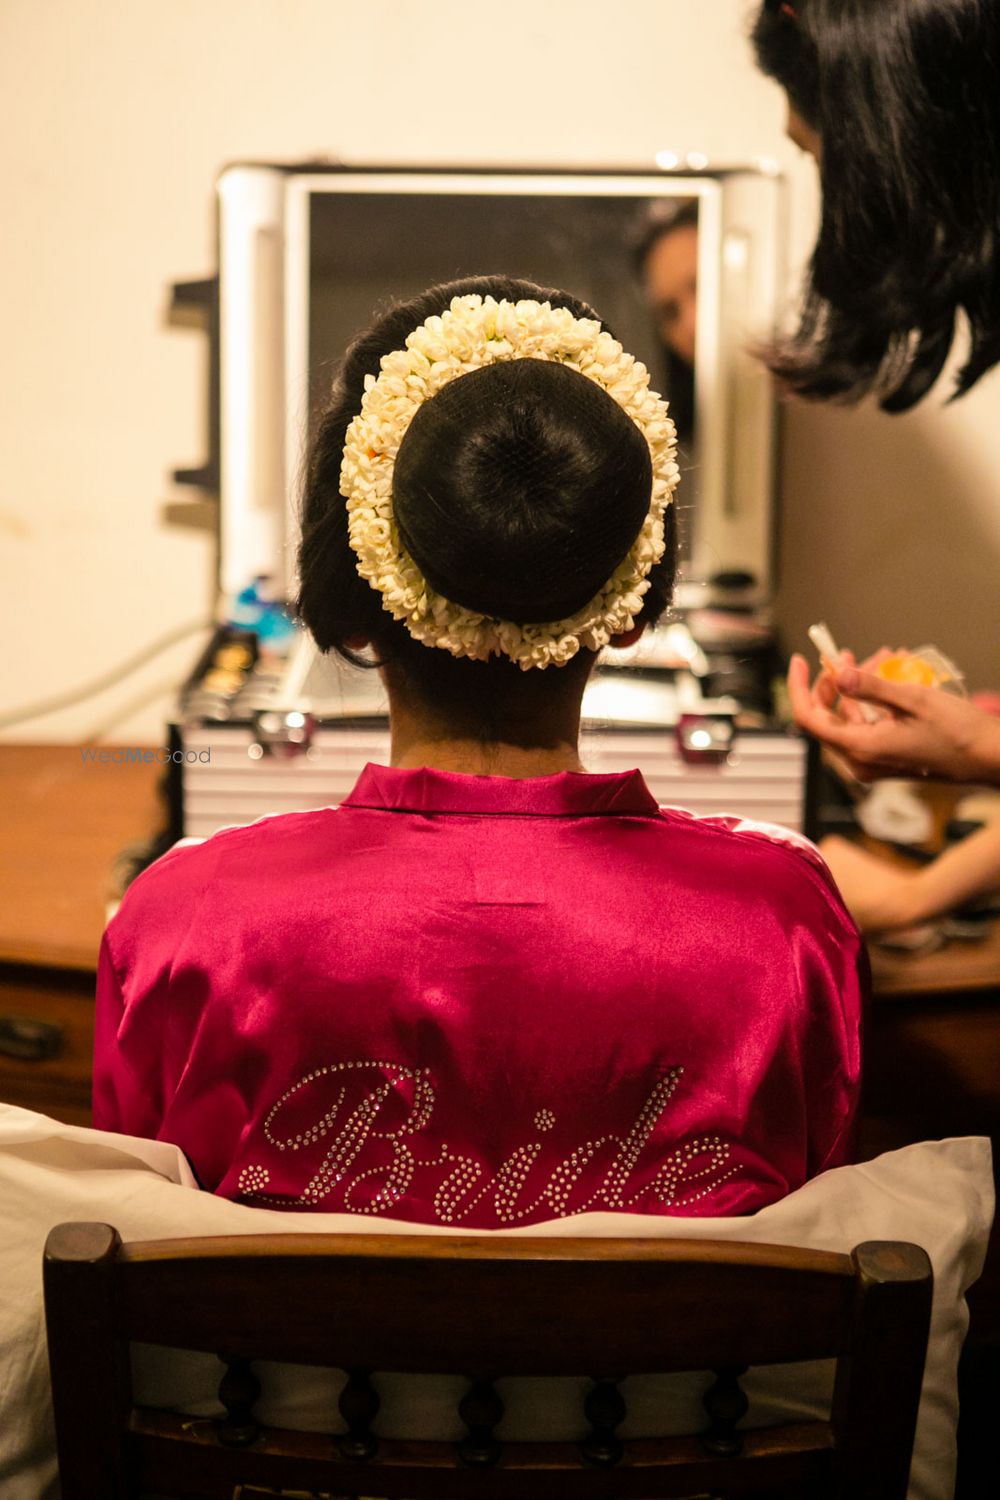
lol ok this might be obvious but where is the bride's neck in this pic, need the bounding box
[388,693,586,779]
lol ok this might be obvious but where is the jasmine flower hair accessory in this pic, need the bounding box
[340,293,680,670]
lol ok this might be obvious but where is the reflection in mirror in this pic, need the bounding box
[630,199,699,448]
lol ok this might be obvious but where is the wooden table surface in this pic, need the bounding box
[868,921,1000,997]
[0,743,164,970]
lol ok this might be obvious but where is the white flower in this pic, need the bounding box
[340,294,679,670]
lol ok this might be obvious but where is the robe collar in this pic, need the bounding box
[342,763,660,818]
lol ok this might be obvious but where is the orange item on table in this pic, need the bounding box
[875,654,943,688]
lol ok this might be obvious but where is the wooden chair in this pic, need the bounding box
[43,1224,932,1499]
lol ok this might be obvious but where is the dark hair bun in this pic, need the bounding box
[392,359,652,625]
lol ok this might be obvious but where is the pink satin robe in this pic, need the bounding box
[93,764,865,1225]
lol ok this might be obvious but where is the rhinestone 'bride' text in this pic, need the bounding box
[236,1059,737,1223]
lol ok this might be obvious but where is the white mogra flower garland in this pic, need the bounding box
[340,293,680,670]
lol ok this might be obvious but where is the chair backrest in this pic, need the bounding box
[43,1223,932,1500]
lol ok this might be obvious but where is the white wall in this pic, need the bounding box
[777,364,1000,690]
[1,0,997,745]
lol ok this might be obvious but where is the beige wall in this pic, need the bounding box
[1,0,997,746]
[778,369,1000,689]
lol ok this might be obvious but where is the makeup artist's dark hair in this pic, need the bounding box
[297,275,675,741]
[752,0,1000,410]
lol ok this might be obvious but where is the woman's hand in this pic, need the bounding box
[787,653,1000,784]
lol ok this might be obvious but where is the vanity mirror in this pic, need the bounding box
[215,163,782,604]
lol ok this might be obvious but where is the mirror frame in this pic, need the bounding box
[216,163,783,604]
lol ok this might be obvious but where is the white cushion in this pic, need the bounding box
[0,1103,991,1500]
